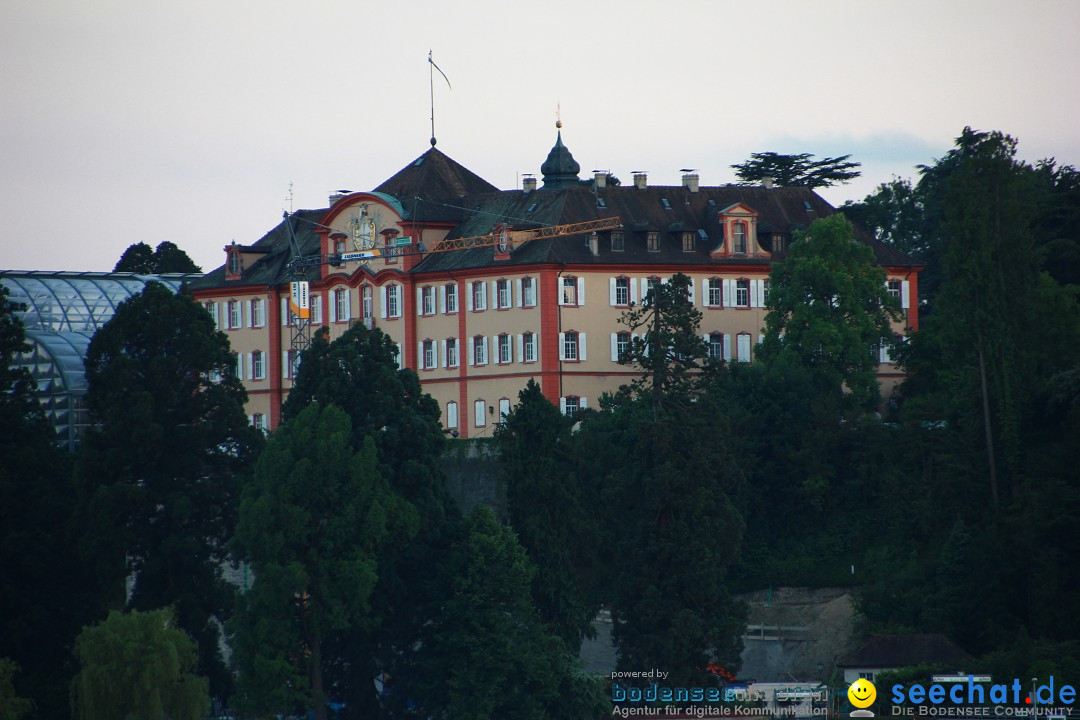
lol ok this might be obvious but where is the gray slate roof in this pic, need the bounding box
[194,142,921,288]
[838,634,971,668]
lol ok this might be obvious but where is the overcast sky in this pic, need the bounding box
[2,0,1078,273]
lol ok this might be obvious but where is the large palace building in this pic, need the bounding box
[188,131,921,437]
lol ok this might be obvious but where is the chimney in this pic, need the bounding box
[587,232,599,257]
[594,171,607,189]
[522,175,537,194]
[633,172,647,190]
[682,173,700,193]
[329,190,351,205]
[762,177,775,189]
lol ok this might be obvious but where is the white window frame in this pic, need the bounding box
[251,350,265,380]
[335,288,350,322]
[707,278,722,307]
[733,222,747,254]
[560,276,584,307]
[471,281,487,312]
[420,286,436,316]
[496,279,511,309]
[446,401,458,429]
[612,331,631,362]
[611,276,631,307]
[559,331,586,362]
[419,340,436,370]
[471,335,488,366]
[521,276,537,307]
[206,302,220,330]
[387,285,401,319]
[445,283,458,314]
[522,332,537,363]
[497,334,512,364]
[735,279,750,309]
[361,286,373,322]
[474,399,487,428]
[249,298,264,328]
[228,300,241,329]
[498,397,511,424]
[445,337,459,368]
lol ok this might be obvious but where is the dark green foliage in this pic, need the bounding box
[71,608,209,720]
[79,282,261,700]
[578,394,747,686]
[0,659,32,720]
[279,322,457,718]
[841,178,925,256]
[230,404,416,720]
[0,287,96,718]
[151,241,203,273]
[495,380,601,651]
[758,214,901,412]
[112,242,155,273]
[113,241,202,274]
[283,324,446,515]
[731,152,861,188]
[407,507,609,720]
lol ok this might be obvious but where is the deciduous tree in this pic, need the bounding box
[71,609,208,720]
[758,214,901,412]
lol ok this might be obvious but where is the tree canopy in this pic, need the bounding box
[230,403,416,720]
[405,506,608,720]
[758,213,901,411]
[113,241,202,274]
[78,281,261,699]
[495,380,601,651]
[71,608,209,720]
[731,151,861,188]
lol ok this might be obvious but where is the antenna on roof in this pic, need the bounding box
[285,180,294,213]
[428,50,452,147]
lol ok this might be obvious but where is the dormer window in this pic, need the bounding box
[647,231,660,252]
[227,249,240,277]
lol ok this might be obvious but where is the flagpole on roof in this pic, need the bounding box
[428,51,451,148]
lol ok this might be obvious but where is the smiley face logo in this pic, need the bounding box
[848,678,877,709]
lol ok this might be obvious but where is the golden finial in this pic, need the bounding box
[556,102,562,130]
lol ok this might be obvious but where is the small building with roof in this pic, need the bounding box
[838,634,972,685]
[188,128,921,435]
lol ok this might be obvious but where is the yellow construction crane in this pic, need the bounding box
[335,215,623,262]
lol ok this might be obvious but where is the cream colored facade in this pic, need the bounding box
[190,144,921,436]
